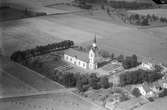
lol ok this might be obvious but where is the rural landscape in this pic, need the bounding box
[1,0,167,110]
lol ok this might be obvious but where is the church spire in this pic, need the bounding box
[92,34,97,48]
[94,34,96,44]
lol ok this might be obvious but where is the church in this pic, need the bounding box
[64,37,101,70]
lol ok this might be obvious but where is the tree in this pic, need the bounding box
[76,74,89,92]
[159,88,167,97]
[123,54,139,69]
[117,54,124,62]
[132,88,141,97]
[119,69,163,86]
[63,73,76,87]
[154,64,163,73]
[111,53,115,60]
[99,77,110,89]
[89,73,100,89]
[131,54,138,67]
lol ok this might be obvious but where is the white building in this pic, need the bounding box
[64,37,101,70]
[140,62,154,70]
[137,83,154,97]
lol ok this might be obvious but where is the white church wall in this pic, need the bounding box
[64,54,87,69]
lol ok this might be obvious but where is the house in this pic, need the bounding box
[159,79,167,89]
[150,81,162,93]
[140,62,154,70]
[160,63,167,74]
[137,83,154,97]
[64,36,102,70]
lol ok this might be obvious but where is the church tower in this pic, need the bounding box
[89,35,98,70]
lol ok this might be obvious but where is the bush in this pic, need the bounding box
[159,89,167,97]
[123,54,139,69]
[148,97,154,102]
[132,88,141,97]
[99,76,110,89]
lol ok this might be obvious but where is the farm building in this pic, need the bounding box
[64,37,102,70]
[137,83,154,97]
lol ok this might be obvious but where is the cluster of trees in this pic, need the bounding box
[119,69,163,86]
[10,40,74,63]
[109,1,156,10]
[117,54,140,69]
[53,71,112,92]
[120,13,167,26]
[159,88,167,97]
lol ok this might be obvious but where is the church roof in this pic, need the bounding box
[64,48,102,63]
[64,48,89,62]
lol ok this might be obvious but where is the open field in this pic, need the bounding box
[0,70,37,98]
[1,15,104,56]
[128,9,167,18]
[1,9,167,63]
[0,92,105,110]
[0,7,28,22]
[135,96,167,110]
[43,14,167,63]
[108,0,154,3]
[0,56,64,91]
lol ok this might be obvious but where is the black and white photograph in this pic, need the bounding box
[0,0,167,110]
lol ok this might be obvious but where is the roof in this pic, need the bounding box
[64,48,102,63]
[64,48,89,62]
[140,83,152,93]
[158,79,167,86]
[152,81,161,88]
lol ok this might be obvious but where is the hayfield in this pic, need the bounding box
[43,14,167,63]
[0,70,37,98]
[108,0,154,3]
[0,56,64,91]
[0,92,104,110]
[1,10,167,63]
[128,9,167,18]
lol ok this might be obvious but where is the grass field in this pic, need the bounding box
[135,96,167,110]
[0,70,37,98]
[0,56,64,91]
[0,92,104,110]
[128,9,167,18]
[1,8,167,63]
